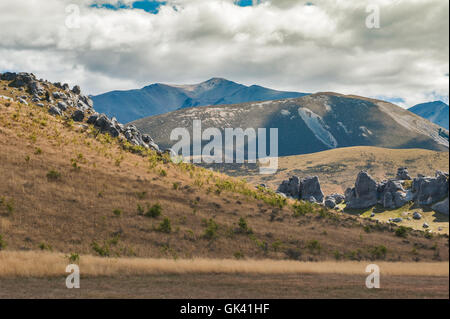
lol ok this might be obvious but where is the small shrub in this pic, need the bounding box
[91,241,110,257]
[285,248,302,260]
[234,251,244,260]
[46,170,61,181]
[157,218,172,233]
[292,201,313,217]
[272,240,283,252]
[137,204,144,215]
[238,217,253,234]
[113,209,122,217]
[159,169,167,177]
[34,148,42,155]
[369,245,387,259]
[333,250,342,260]
[306,240,322,254]
[145,203,162,218]
[395,226,409,238]
[136,191,147,200]
[173,182,180,190]
[203,219,219,239]
[0,235,6,250]
[38,242,52,251]
[67,253,80,264]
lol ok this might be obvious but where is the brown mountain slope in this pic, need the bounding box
[0,83,448,262]
[131,93,449,157]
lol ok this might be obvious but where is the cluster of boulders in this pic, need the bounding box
[0,72,160,152]
[344,169,448,215]
[277,176,324,203]
[277,167,449,216]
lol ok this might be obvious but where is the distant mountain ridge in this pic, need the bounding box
[92,78,307,123]
[131,93,449,157]
[408,101,449,130]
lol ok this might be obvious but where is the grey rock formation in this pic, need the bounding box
[412,171,449,205]
[300,176,324,203]
[413,212,422,220]
[277,176,323,203]
[324,197,336,209]
[48,106,62,116]
[277,176,301,198]
[345,171,378,209]
[396,167,411,180]
[72,110,85,122]
[72,85,81,95]
[432,197,449,215]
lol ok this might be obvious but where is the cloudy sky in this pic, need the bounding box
[0,0,448,107]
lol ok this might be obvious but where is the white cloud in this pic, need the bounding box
[0,0,448,107]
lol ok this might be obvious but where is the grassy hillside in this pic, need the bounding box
[1,82,448,263]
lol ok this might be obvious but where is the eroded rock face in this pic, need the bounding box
[345,171,378,209]
[277,176,301,198]
[396,167,411,180]
[412,171,449,205]
[277,176,323,202]
[432,197,449,215]
[300,176,324,203]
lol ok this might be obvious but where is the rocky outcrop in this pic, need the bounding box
[345,171,378,209]
[277,176,301,198]
[396,167,411,180]
[277,175,324,203]
[432,197,449,216]
[343,168,448,212]
[412,171,449,205]
[0,72,160,153]
[300,176,324,203]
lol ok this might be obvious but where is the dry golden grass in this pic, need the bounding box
[0,81,448,263]
[0,251,448,278]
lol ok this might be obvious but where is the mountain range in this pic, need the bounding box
[92,78,307,123]
[131,92,449,157]
[408,101,449,130]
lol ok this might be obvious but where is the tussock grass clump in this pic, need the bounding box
[157,218,172,233]
[145,203,162,218]
[0,235,6,250]
[91,241,110,257]
[66,252,80,264]
[369,245,387,259]
[306,240,322,255]
[237,217,253,235]
[46,169,61,181]
[203,219,219,240]
[395,226,409,238]
[113,209,122,217]
[292,201,313,217]
[0,197,14,216]
[38,242,52,251]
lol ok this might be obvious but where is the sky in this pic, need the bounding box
[0,0,448,108]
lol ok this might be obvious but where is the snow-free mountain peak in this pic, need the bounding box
[92,78,307,123]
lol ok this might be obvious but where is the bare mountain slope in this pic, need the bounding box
[131,93,449,157]
[92,78,307,123]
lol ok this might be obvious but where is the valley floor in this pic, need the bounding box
[0,273,448,299]
[0,251,448,299]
